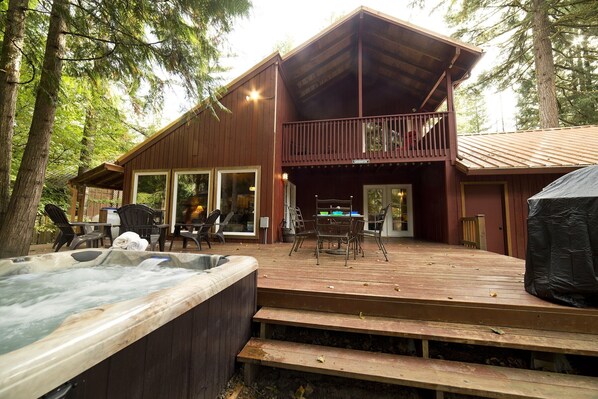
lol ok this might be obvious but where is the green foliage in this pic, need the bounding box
[3,0,251,218]
[454,85,490,134]
[427,0,598,128]
[273,36,294,56]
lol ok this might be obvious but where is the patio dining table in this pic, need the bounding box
[315,213,363,255]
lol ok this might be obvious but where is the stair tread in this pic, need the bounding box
[255,307,598,356]
[238,338,598,399]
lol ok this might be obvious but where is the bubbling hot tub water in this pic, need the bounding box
[0,257,201,355]
[0,249,257,399]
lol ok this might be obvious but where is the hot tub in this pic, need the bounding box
[0,249,258,399]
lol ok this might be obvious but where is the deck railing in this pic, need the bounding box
[460,214,487,250]
[282,112,451,166]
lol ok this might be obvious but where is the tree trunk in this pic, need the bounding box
[531,0,560,128]
[0,0,29,227]
[0,0,67,258]
[78,105,97,175]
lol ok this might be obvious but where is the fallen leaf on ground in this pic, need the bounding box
[294,385,305,398]
[491,327,505,335]
[327,285,334,289]
[317,355,325,363]
[359,312,365,319]
[394,286,400,292]
[363,282,369,286]
[490,291,498,297]
[447,296,453,300]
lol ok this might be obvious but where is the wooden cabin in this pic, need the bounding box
[70,7,598,259]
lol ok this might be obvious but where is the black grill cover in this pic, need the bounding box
[525,165,598,307]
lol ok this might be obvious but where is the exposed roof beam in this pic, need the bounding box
[362,29,447,64]
[298,70,353,104]
[366,47,438,78]
[287,35,355,81]
[419,48,460,111]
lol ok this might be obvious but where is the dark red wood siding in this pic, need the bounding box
[121,59,281,242]
[453,172,563,259]
[287,162,449,242]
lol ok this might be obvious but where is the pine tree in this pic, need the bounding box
[426,0,598,129]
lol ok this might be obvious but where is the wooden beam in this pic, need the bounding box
[420,48,460,111]
[358,12,363,117]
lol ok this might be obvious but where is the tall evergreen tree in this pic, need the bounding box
[421,0,598,129]
[0,0,29,226]
[0,0,251,258]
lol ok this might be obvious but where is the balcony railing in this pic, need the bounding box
[282,112,451,166]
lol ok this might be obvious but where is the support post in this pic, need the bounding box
[477,214,487,250]
[446,72,457,164]
[358,12,363,118]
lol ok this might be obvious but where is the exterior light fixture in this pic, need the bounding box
[246,90,260,101]
[282,172,288,181]
[249,186,256,192]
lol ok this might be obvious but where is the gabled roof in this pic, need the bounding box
[281,6,483,114]
[457,125,598,175]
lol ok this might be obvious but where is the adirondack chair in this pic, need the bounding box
[45,204,104,251]
[209,211,234,244]
[180,209,222,250]
[117,204,169,251]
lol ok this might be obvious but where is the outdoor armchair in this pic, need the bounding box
[117,204,169,251]
[180,209,222,250]
[209,211,234,244]
[45,204,104,251]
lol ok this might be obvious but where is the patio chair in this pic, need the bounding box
[315,195,357,266]
[358,203,390,261]
[117,204,169,251]
[44,204,104,251]
[180,209,221,250]
[288,206,316,256]
[209,211,234,244]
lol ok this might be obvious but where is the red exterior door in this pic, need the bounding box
[463,183,507,255]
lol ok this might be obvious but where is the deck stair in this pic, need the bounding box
[237,307,598,399]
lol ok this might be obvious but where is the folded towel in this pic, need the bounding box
[112,231,140,249]
[127,238,149,251]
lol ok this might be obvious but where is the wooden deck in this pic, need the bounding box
[31,239,598,397]
[194,238,598,335]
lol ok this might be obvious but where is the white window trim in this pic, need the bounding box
[170,170,212,234]
[216,168,259,237]
[132,170,170,212]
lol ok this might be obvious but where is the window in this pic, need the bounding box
[132,171,169,216]
[171,171,211,230]
[216,169,258,236]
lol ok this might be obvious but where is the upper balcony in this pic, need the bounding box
[281,111,453,167]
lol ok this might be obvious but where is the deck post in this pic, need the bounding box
[446,72,457,164]
[476,214,487,250]
[243,363,260,385]
[422,339,429,358]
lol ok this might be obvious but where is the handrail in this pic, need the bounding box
[282,111,451,166]
[460,214,487,250]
